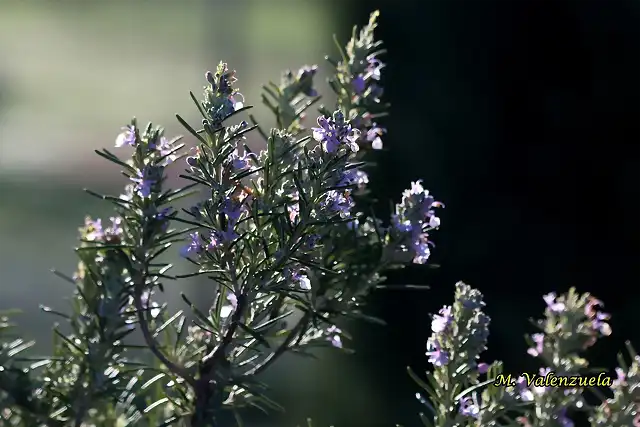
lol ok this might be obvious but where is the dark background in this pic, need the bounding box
[341,0,639,425]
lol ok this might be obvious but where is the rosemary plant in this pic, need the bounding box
[0,10,636,427]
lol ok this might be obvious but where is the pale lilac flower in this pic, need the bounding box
[297,275,311,291]
[543,292,566,313]
[592,311,612,336]
[426,338,449,366]
[312,111,360,153]
[392,180,443,264]
[230,93,245,111]
[82,216,123,242]
[338,169,369,188]
[585,297,612,336]
[322,190,355,218]
[155,136,177,164]
[459,394,480,418]
[391,215,413,233]
[613,367,626,387]
[326,326,343,348]
[130,166,158,198]
[477,362,489,374]
[516,376,534,401]
[139,290,161,318]
[220,292,238,319]
[366,57,384,80]
[528,333,544,357]
[365,125,385,149]
[288,202,300,223]
[230,148,251,170]
[352,75,366,94]
[532,367,551,395]
[218,226,239,243]
[285,267,311,291]
[431,306,452,333]
[412,239,431,264]
[207,232,222,251]
[180,232,203,258]
[220,197,246,223]
[115,125,136,147]
[84,218,104,241]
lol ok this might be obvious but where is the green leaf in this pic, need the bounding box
[453,378,495,401]
[94,149,137,174]
[237,322,271,348]
[180,293,214,330]
[141,373,167,390]
[143,397,169,413]
[153,310,184,337]
[175,114,208,145]
[190,91,209,120]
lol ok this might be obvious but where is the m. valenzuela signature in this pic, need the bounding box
[493,371,613,388]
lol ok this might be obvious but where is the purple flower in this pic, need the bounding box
[312,111,360,153]
[338,169,369,188]
[288,201,300,223]
[458,394,480,418]
[285,266,311,291]
[585,297,612,336]
[352,75,366,94]
[326,325,343,348]
[322,190,355,218]
[613,367,626,387]
[532,367,551,395]
[431,306,452,333]
[591,311,612,336]
[477,362,489,374]
[156,136,177,164]
[543,292,566,313]
[412,238,432,264]
[84,217,104,241]
[106,216,124,237]
[207,232,222,251]
[219,292,238,319]
[351,57,384,98]
[391,214,413,233]
[221,197,246,223]
[392,180,443,264]
[527,333,544,357]
[366,57,384,80]
[365,126,385,149]
[180,232,203,258]
[130,166,158,198]
[215,228,236,244]
[115,125,136,147]
[82,216,123,242]
[302,234,321,250]
[229,147,252,171]
[425,338,449,366]
[230,93,244,111]
[516,376,534,401]
[139,290,161,318]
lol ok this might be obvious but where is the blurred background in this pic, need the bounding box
[0,0,638,426]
